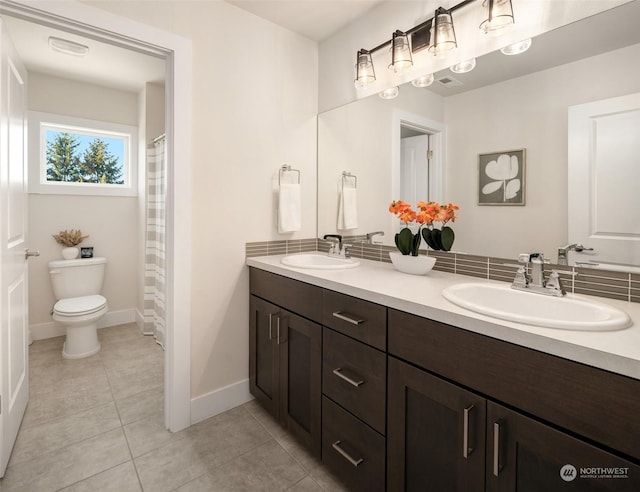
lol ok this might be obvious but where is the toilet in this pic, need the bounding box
[48,257,108,359]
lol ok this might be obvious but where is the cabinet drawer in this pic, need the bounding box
[250,268,322,323]
[388,308,640,462]
[322,396,385,492]
[323,328,386,434]
[322,289,386,350]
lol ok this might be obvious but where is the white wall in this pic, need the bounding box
[28,72,139,333]
[318,0,631,112]
[445,43,640,259]
[82,1,318,404]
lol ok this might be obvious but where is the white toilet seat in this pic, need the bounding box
[54,295,107,317]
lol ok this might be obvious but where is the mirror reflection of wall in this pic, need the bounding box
[317,2,640,269]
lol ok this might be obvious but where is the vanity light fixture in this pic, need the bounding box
[354,49,376,87]
[480,0,514,33]
[450,58,476,73]
[428,7,458,55]
[411,73,435,88]
[48,36,89,57]
[501,38,531,55]
[379,86,399,99]
[354,0,517,90]
[388,30,413,73]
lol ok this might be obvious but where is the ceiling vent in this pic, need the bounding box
[436,75,462,88]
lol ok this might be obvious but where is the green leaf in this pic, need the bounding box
[440,226,455,251]
[395,228,413,255]
[421,228,439,250]
[431,229,444,250]
[411,232,421,256]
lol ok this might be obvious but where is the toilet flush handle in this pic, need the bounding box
[49,270,62,275]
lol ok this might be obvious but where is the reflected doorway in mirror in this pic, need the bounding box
[478,149,526,206]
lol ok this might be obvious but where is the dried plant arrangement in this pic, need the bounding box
[52,229,89,247]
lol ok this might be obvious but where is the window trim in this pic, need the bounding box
[28,111,138,196]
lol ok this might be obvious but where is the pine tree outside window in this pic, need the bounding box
[29,111,138,197]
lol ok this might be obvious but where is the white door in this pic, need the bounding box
[400,134,430,205]
[0,18,29,477]
[568,93,640,268]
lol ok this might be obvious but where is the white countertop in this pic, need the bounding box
[247,255,640,380]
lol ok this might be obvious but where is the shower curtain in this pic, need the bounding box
[144,135,167,348]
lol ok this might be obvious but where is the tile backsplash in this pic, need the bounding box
[246,238,640,304]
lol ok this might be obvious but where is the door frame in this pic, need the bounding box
[0,0,193,432]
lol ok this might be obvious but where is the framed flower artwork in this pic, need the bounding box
[478,149,526,206]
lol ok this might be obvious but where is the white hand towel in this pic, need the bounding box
[337,187,358,230]
[278,183,301,233]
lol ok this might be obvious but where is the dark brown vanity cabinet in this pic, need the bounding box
[388,308,640,492]
[387,357,486,491]
[320,290,387,492]
[249,269,322,457]
[249,267,640,491]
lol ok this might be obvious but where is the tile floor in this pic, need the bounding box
[0,323,347,492]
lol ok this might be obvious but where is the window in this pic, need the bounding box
[29,111,138,196]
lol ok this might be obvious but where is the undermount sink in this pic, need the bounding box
[442,282,632,331]
[281,253,360,270]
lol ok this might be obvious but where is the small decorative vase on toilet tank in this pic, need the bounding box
[61,247,79,260]
[52,229,89,260]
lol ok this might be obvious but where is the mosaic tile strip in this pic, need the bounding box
[245,239,639,303]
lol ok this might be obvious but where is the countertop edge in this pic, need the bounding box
[246,255,640,381]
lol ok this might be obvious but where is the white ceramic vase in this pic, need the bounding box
[62,246,79,260]
[389,251,436,275]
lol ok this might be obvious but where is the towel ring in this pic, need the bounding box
[279,164,300,185]
[342,171,357,190]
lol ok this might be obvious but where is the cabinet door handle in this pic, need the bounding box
[276,315,282,344]
[463,404,474,459]
[493,421,503,477]
[332,368,364,387]
[332,311,365,325]
[268,313,276,340]
[332,440,363,467]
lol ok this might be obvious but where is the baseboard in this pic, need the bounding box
[190,378,253,425]
[135,309,146,334]
[30,308,137,341]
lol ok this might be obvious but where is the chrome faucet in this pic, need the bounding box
[323,234,350,258]
[512,253,566,297]
[557,244,594,265]
[365,231,385,244]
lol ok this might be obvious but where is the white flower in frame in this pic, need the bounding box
[482,154,520,202]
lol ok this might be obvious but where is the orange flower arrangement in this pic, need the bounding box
[389,200,459,253]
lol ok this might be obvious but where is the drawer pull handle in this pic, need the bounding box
[332,440,363,467]
[332,368,364,387]
[493,421,503,477]
[332,311,365,325]
[463,405,474,459]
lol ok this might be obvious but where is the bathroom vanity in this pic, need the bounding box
[247,256,640,491]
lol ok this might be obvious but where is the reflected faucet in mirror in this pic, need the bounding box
[365,231,385,244]
[557,244,594,265]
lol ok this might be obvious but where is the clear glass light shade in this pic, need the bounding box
[354,50,376,88]
[480,0,514,33]
[450,58,476,74]
[379,86,399,99]
[501,38,532,55]
[388,31,413,73]
[411,74,435,88]
[428,12,457,55]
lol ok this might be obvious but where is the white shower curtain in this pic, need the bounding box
[144,135,166,348]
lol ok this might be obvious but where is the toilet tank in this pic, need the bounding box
[48,257,107,299]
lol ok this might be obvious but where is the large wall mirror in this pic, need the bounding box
[317,1,640,271]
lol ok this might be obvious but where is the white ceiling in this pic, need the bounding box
[2,16,166,92]
[226,0,385,41]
